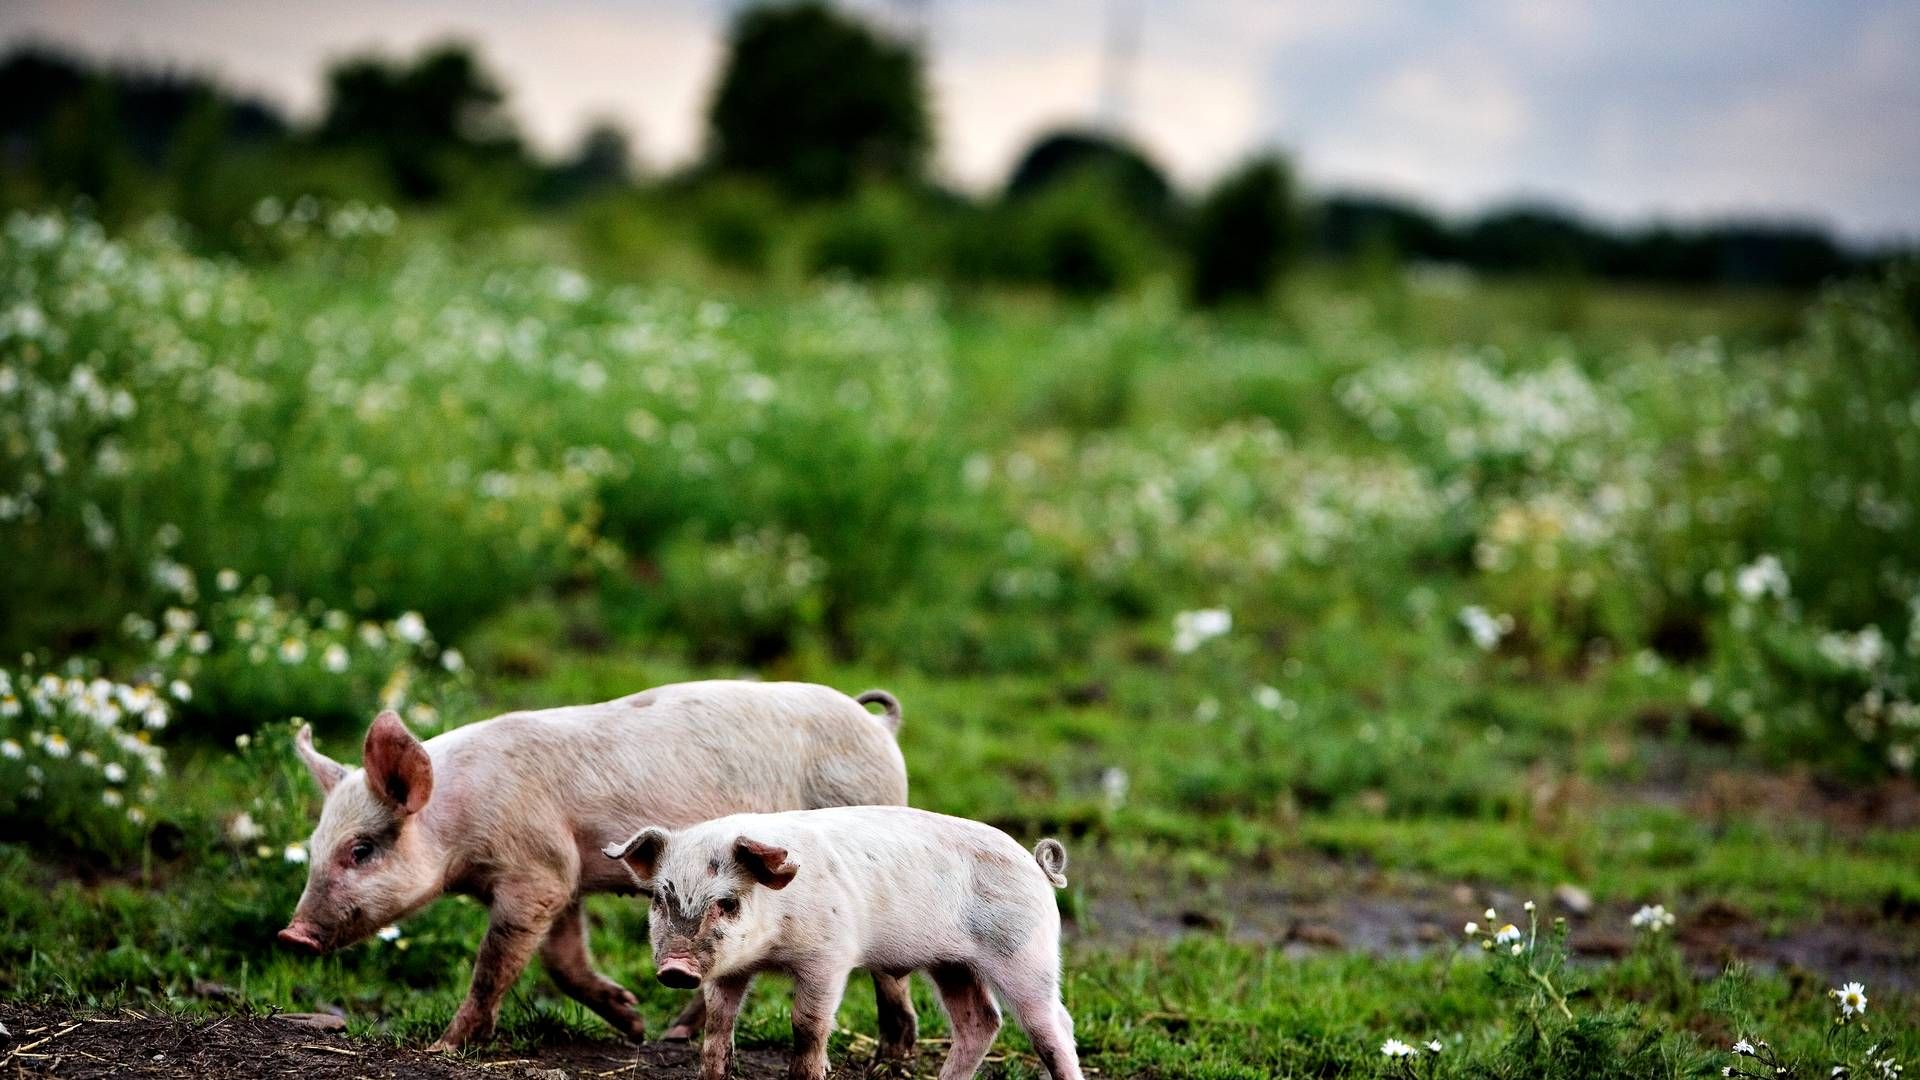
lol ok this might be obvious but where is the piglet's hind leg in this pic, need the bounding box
[929,964,1000,1080]
[985,963,1083,1080]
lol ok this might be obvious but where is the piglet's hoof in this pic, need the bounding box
[660,1024,696,1042]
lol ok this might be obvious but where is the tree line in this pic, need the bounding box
[0,1,1900,302]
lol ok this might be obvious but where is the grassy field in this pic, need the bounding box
[3,206,1919,1078]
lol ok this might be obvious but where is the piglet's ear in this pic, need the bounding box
[294,723,347,794]
[733,837,798,890]
[603,826,670,884]
[362,710,433,815]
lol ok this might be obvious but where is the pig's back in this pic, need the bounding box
[429,681,906,890]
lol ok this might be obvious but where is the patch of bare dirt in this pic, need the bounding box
[1623,749,1920,834]
[0,1003,951,1080]
[1066,854,1920,990]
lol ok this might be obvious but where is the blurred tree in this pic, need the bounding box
[539,119,636,204]
[1189,154,1300,307]
[1005,127,1173,227]
[567,121,634,189]
[1462,205,1599,274]
[1318,193,1455,263]
[706,1,930,200]
[36,83,140,217]
[1,46,285,220]
[0,49,88,167]
[316,42,525,201]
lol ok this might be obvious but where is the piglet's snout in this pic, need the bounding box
[277,922,324,954]
[655,957,701,989]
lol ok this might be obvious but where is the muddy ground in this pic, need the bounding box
[1073,854,1920,993]
[0,1002,967,1080]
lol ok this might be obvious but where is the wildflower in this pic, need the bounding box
[1484,907,1498,921]
[394,611,428,644]
[1,739,20,759]
[1523,900,1535,912]
[1426,1040,1443,1053]
[1458,605,1513,651]
[127,807,145,825]
[1630,904,1675,931]
[1100,767,1129,810]
[1832,981,1868,1018]
[255,844,274,859]
[103,762,126,783]
[1381,1039,1418,1058]
[44,732,70,758]
[279,638,308,664]
[169,679,191,702]
[1463,921,1478,935]
[1494,923,1522,945]
[101,789,123,807]
[1733,1039,1755,1056]
[322,644,350,674]
[234,733,251,749]
[216,568,241,592]
[1734,555,1790,602]
[440,648,464,673]
[1171,608,1232,654]
[228,811,263,843]
[1510,942,1524,955]
[283,843,309,865]
[377,925,402,942]
[0,694,18,718]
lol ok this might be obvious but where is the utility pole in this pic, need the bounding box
[1097,0,1140,131]
[892,0,932,49]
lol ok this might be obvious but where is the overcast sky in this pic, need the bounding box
[3,0,1915,241]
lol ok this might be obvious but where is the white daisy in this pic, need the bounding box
[1833,981,1868,1017]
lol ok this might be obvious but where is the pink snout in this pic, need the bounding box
[277,922,325,954]
[655,957,702,989]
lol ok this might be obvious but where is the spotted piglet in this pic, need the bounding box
[605,806,1082,1080]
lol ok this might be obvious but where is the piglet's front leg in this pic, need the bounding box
[787,971,850,1080]
[699,974,753,1080]
[429,887,566,1051]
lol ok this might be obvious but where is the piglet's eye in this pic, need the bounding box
[349,840,376,865]
[715,897,740,917]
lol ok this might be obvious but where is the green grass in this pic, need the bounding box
[3,208,1919,1077]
